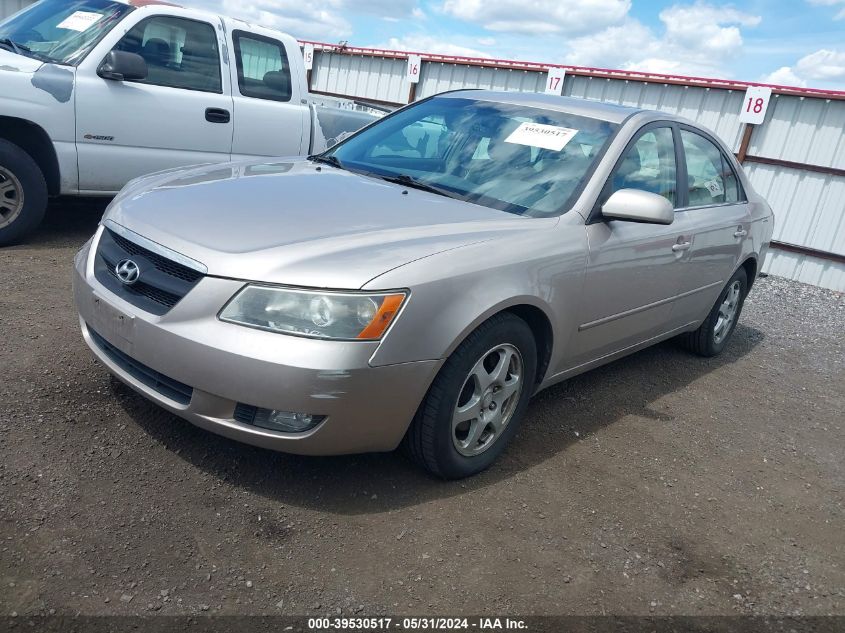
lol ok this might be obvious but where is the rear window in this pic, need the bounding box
[233,30,292,102]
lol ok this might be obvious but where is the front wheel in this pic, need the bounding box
[680,267,748,357]
[0,139,48,246]
[404,313,537,479]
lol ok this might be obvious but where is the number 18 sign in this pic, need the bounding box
[739,86,772,125]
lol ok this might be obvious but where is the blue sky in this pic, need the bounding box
[194,1,845,89]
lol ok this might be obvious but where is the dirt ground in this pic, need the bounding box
[1,200,843,619]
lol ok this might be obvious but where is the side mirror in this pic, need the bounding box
[601,189,674,225]
[98,51,148,82]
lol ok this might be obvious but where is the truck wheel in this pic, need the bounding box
[0,139,48,246]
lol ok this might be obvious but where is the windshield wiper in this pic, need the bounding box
[0,37,50,62]
[0,38,28,55]
[377,174,457,199]
[308,154,344,170]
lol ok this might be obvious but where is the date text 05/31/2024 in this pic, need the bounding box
[307,617,528,630]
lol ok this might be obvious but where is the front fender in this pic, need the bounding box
[365,216,586,372]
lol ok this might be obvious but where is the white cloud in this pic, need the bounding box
[215,0,351,39]
[375,35,492,58]
[194,0,420,40]
[795,48,845,80]
[807,0,845,20]
[563,3,761,78]
[761,66,808,87]
[441,0,631,35]
[761,49,845,89]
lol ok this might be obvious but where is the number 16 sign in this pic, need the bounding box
[739,86,772,125]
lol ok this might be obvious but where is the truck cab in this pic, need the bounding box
[0,0,376,244]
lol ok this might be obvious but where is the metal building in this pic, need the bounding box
[307,42,845,292]
[0,0,30,20]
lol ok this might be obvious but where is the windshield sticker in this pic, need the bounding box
[704,178,724,197]
[504,123,579,152]
[56,11,102,32]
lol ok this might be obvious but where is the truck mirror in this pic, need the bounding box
[98,51,148,82]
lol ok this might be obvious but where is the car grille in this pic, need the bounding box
[88,327,194,406]
[94,228,203,316]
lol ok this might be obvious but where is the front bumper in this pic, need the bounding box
[72,232,440,455]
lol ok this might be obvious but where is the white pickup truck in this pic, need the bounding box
[0,0,380,244]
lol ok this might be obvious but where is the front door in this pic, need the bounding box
[572,125,692,365]
[75,13,233,193]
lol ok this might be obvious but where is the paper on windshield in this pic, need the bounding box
[504,123,578,152]
[56,11,102,32]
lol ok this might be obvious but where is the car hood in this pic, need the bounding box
[104,158,551,289]
[0,49,43,74]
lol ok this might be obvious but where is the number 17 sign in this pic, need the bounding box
[739,86,772,125]
[545,67,566,95]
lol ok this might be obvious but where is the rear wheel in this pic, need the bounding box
[0,139,48,246]
[404,313,537,479]
[679,267,748,357]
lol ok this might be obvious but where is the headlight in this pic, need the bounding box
[219,286,407,340]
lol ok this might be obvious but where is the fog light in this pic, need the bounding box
[234,403,325,433]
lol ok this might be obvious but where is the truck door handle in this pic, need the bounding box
[205,108,230,123]
[734,229,748,238]
[672,241,691,252]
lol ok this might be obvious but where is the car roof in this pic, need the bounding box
[437,89,659,125]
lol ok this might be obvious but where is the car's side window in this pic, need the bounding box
[113,16,222,93]
[680,129,740,206]
[233,31,292,102]
[610,127,677,207]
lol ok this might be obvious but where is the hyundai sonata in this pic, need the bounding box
[73,91,774,478]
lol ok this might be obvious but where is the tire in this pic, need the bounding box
[404,313,537,479]
[0,139,48,246]
[679,267,748,357]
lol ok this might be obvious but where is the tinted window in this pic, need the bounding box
[114,16,221,93]
[233,31,291,102]
[681,129,740,206]
[611,127,677,206]
[329,97,618,217]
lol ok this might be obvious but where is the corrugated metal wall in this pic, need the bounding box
[312,49,845,292]
[0,0,33,21]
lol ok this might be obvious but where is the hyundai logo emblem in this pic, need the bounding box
[115,259,140,285]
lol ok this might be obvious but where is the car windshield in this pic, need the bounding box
[327,97,619,217]
[0,0,133,65]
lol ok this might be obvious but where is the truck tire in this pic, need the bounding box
[0,139,48,246]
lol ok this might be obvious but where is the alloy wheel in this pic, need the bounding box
[0,166,24,230]
[452,343,524,457]
[714,280,742,344]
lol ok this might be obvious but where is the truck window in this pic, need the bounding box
[232,31,292,102]
[113,16,222,93]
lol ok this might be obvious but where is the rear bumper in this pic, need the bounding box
[72,232,440,455]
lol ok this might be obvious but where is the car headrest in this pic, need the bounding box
[141,38,170,65]
[263,70,291,97]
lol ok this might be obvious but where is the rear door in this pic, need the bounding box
[227,27,308,158]
[669,127,751,326]
[573,124,694,364]
[75,11,233,193]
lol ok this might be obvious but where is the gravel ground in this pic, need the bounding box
[0,201,843,618]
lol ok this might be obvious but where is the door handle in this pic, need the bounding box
[205,107,230,123]
[734,229,748,238]
[672,241,691,252]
